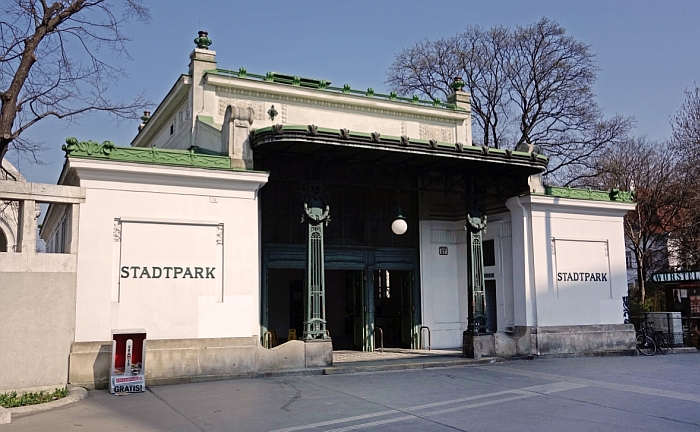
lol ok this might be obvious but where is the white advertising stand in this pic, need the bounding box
[109,329,147,394]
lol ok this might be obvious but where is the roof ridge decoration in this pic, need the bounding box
[543,185,635,203]
[62,137,234,170]
[205,68,466,111]
[250,125,549,167]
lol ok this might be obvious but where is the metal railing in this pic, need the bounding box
[629,313,700,349]
[262,330,278,349]
[373,327,384,353]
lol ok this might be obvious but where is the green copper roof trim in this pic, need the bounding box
[205,68,467,112]
[542,185,635,203]
[62,137,246,171]
[197,115,222,131]
[250,125,549,165]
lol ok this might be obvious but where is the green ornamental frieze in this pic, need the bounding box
[543,185,635,203]
[62,137,234,170]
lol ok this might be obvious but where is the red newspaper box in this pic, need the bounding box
[109,329,146,394]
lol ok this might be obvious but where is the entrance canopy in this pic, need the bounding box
[251,125,548,178]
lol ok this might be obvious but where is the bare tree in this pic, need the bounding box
[386,37,461,104]
[671,86,700,160]
[386,17,631,184]
[669,85,700,271]
[387,26,512,149]
[0,0,151,163]
[587,137,688,304]
[456,26,512,149]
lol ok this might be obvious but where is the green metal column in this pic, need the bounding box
[466,211,487,335]
[302,189,330,340]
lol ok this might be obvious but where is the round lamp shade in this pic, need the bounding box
[391,218,408,235]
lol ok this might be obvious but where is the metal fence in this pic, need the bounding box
[629,313,700,349]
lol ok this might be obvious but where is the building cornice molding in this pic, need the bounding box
[207,74,469,124]
[251,125,548,171]
[509,194,636,215]
[65,158,269,196]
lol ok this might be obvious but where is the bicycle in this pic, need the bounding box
[646,321,669,355]
[636,322,656,356]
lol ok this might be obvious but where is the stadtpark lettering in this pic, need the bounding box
[120,266,216,279]
[557,272,608,282]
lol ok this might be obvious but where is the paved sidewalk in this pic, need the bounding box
[5,353,699,431]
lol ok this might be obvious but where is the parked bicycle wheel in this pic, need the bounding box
[636,334,656,356]
[654,332,669,355]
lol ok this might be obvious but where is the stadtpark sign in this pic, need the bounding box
[651,271,700,283]
[120,266,217,279]
[557,272,608,282]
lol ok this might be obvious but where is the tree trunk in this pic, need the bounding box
[636,251,645,306]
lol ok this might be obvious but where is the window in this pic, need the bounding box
[377,270,391,299]
[483,240,496,267]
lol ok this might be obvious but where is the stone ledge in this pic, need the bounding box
[0,406,9,425]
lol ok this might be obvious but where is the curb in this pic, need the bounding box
[1,386,87,423]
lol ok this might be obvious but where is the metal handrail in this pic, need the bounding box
[373,327,384,353]
[420,326,431,350]
[263,331,273,349]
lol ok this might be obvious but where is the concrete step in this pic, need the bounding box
[323,356,514,375]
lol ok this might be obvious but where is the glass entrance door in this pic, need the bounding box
[374,270,414,348]
[347,270,366,351]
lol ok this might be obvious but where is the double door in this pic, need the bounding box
[263,245,419,352]
[347,269,414,351]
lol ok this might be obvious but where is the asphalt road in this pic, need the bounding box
[5,354,700,431]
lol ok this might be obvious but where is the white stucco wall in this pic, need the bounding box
[421,196,632,348]
[507,195,634,328]
[420,215,517,348]
[64,159,267,342]
[419,220,469,348]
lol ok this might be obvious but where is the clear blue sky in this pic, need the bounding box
[9,0,700,184]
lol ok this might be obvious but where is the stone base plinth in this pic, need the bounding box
[69,336,332,389]
[530,324,636,356]
[462,332,495,359]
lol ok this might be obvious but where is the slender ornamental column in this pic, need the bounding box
[302,189,330,340]
[466,210,487,335]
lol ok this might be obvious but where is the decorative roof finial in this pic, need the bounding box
[450,76,465,92]
[194,31,212,50]
[138,111,151,131]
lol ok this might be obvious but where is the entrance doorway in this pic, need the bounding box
[265,264,417,351]
[325,270,364,350]
[266,268,304,344]
[374,270,413,348]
